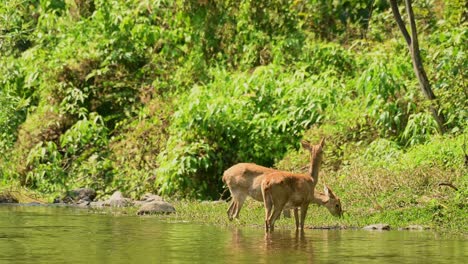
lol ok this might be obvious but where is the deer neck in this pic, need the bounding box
[308,154,322,185]
[312,192,328,206]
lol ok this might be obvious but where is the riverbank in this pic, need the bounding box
[2,131,467,234]
[2,188,466,236]
[161,199,467,234]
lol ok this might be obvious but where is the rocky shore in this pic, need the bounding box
[0,188,176,215]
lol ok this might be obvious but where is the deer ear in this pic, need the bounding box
[319,138,325,148]
[323,185,329,196]
[324,185,337,199]
[301,140,311,150]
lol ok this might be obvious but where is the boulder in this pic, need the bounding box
[89,201,106,208]
[77,200,91,208]
[363,224,391,231]
[57,188,96,203]
[134,193,164,206]
[137,201,176,215]
[399,225,429,231]
[105,191,133,207]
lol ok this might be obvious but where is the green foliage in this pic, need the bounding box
[357,55,414,140]
[0,91,29,157]
[428,26,467,131]
[108,97,171,198]
[295,42,356,76]
[401,112,440,146]
[24,113,111,195]
[294,0,378,40]
[156,65,339,199]
[0,0,39,56]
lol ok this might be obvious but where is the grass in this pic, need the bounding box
[154,196,467,235]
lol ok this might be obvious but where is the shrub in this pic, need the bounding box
[156,65,337,199]
[24,113,111,195]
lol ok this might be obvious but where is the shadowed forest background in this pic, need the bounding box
[0,0,466,230]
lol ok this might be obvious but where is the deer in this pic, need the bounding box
[261,138,327,231]
[223,139,341,222]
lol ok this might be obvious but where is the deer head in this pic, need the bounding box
[322,185,343,218]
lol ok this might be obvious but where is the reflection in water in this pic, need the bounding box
[230,228,311,251]
[263,230,309,251]
[1,205,467,264]
[228,228,315,263]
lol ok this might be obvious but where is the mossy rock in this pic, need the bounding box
[0,192,19,203]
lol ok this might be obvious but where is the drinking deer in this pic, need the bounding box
[223,139,341,221]
[261,139,326,231]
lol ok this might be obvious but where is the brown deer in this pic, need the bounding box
[261,139,326,231]
[223,139,341,221]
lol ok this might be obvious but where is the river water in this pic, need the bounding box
[0,205,466,263]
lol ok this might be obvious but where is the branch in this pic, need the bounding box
[389,0,411,46]
[405,0,419,52]
[438,182,459,191]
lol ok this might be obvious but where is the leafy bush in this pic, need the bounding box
[0,0,39,56]
[401,112,440,146]
[355,54,439,146]
[295,42,356,76]
[24,113,111,195]
[108,97,171,198]
[428,26,467,131]
[156,65,338,199]
[0,91,29,158]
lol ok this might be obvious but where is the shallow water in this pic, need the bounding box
[0,205,466,263]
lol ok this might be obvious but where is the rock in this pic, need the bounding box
[0,192,18,203]
[141,193,163,202]
[89,201,106,208]
[25,202,42,206]
[363,224,391,231]
[58,188,96,203]
[105,191,133,207]
[399,225,429,231]
[309,225,344,230]
[137,201,176,215]
[77,200,91,208]
[50,202,68,207]
[134,193,164,206]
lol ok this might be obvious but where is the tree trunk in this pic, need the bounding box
[389,0,446,133]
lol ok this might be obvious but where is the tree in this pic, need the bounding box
[389,0,446,133]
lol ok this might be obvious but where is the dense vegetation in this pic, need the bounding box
[1,1,466,231]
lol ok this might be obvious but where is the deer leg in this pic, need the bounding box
[227,199,236,220]
[264,192,273,232]
[282,209,291,218]
[299,204,309,230]
[293,208,300,230]
[269,201,287,232]
[232,194,246,219]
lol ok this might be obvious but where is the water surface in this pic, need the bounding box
[0,205,466,263]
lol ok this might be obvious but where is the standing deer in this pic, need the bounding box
[261,139,326,231]
[223,139,341,221]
